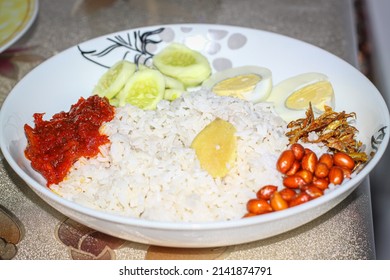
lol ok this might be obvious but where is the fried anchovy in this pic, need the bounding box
[286,104,368,163]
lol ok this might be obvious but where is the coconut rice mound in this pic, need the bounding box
[51,89,291,222]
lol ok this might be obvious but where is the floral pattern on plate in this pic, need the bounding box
[77,25,248,71]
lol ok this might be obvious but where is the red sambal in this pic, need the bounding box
[24,95,115,187]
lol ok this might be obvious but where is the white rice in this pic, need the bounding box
[51,89,295,222]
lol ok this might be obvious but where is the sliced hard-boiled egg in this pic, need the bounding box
[202,66,273,103]
[267,72,335,122]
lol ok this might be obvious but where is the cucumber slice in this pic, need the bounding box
[118,68,165,110]
[164,89,183,101]
[108,97,120,107]
[93,60,136,99]
[163,75,185,101]
[164,75,185,91]
[138,64,149,70]
[153,43,211,87]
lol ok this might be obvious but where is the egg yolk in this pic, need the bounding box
[212,74,261,98]
[285,80,334,111]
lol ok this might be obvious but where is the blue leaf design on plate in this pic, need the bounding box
[371,126,387,152]
[78,27,165,68]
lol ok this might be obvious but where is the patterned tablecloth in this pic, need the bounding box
[0,0,376,260]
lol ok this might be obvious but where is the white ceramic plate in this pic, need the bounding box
[1,24,389,247]
[0,0,39,53]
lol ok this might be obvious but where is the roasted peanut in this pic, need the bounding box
[304,185,324,199]
[244,144,353,218]
[242,212,257,218]
[270,191,289,211]
[283,174,307,189]
[341,167,352,178]
[291,143,305,161]
[247,198,273,215]
[277,150,295,174]
[314,162,329,178]
[289,192,311,207]
[312,177,329,190]
[301,152,318,173]
[279,188,296,202]
[295,169,313,184]
[256,185,278,200]
[319,153,333,169]
[333,152,355,170]
[304,148,314,155]
[328,166,344,185]
[286,160,301,176]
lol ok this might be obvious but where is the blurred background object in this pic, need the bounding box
[362,0,390,259]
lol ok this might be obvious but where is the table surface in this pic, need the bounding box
[0,0,376,260]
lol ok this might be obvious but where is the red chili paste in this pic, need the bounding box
[24,95,115,187]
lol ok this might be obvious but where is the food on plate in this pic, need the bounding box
[153,43,211,87]
[117,68,165,110]
[133,63,186,101]
[190,118,237,178]
[246,198,273,215]
[242,104,368,218]
[94,60,136,100]
[24,84,366,222]
[243,144,356,217]
[92,43,208,108]
[23,43,368,222]
[46,90,289,222]
[24,95,115,186]
[202,65,273,103]
[162,74,185,101]
[266,72,335,122]
[286,103,368,164]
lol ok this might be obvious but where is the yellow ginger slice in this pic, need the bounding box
[191,118,237,178]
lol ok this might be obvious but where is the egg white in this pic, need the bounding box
[267,72,335,122]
